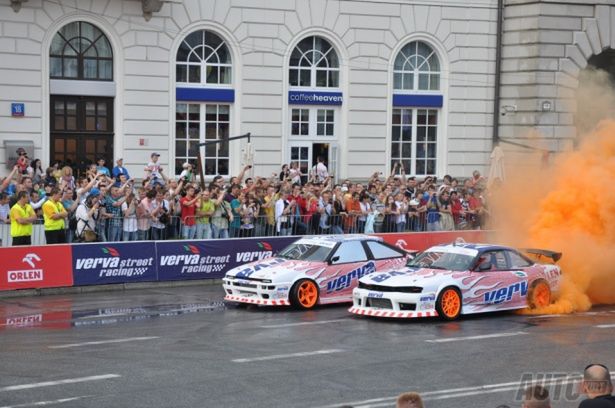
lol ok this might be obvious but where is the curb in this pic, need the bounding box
[0,279,223,299]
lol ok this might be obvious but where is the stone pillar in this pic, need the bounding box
[499,0,613,159]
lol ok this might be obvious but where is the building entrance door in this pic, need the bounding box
[50,96,114,177]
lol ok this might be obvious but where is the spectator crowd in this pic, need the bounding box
[0,149,492,246]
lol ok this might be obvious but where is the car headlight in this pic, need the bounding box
[261,279,272,283]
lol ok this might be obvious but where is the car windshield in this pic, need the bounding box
[407,251,475,271]
[277,242,333,261]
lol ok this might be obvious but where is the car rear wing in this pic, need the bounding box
[521,248,562,263]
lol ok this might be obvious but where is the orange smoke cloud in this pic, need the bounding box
[493,120,615,314]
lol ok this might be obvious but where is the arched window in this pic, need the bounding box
[289,36,339,88]
[50,21,113,80]
[176,30,232,85]
[391,41,442,176]
[175,30,233,176]
[393,41,440,91]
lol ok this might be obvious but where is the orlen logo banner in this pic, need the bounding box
[72,242,157,285]
[156,236,298,281]
[0,245,73,290]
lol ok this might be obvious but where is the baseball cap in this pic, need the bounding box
[89,188,101,197]
[151,152,160,157]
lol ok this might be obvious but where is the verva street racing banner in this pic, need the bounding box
[156,236,298,281]
[0,245,73,290]
[72,242,158,285]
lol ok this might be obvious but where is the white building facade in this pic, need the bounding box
[1,0,612,180]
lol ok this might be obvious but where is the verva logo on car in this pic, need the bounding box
[0,245,73,290]
[318,257,408,300]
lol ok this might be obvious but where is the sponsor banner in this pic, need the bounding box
[288,90,343,105]
[392,94,443,108]
[156,236,298,281]
[72,242,157,286]
[0,245,73,290]
[176,87,235,103]
[373,231,493,252]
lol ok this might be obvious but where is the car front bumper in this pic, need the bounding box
[349,288,439,318]
[222,277,291,306]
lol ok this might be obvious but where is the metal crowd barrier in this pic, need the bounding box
[0,211,486,247]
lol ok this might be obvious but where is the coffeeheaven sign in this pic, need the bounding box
[288,91,343,106]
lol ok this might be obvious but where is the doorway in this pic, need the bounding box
[289,142,330,184]
[50,96,114,177]
[312,142,330,179]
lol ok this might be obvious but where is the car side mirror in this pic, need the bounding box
[478,260,492,271]
[329,256,340,264]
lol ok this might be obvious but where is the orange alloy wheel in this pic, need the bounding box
[529,281,551,309]
[295,280,319,309]
[438,288,462,320]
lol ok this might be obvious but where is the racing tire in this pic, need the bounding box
[290,279,319,310]
[436,286,462,321]
[527,280,551,309]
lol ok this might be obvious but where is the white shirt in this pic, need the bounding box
[359,202,370,222]
[395,200,407,223]
[318,198,331,228]
[289,168,301,185]
[316,162,328,182]
[146,161,162,180]
[121,202,138,232]
[275,198,290,233]
[30,196,47,210]
[75,204,96,236]
[149,199,169,229]
[0,203,10,222]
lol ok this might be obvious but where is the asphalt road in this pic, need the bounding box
[1,285,614,408]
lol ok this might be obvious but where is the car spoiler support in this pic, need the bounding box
[521,248,562,263]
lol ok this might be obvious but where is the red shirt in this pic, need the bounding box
[290,194,306,215]
[180,196,196,226]
[304,199,318,221]
[468,197,482,211]
[451,199,463,224]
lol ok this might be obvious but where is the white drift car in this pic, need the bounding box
[349,242,562,320]
[223,235,410,309]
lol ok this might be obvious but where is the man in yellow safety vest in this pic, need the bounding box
[10,191,37,246]
[42,187,68,244]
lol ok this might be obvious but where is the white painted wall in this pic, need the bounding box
[0,0,501,180]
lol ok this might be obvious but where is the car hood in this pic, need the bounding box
[361,268,469,288]
[225,258,326,281]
